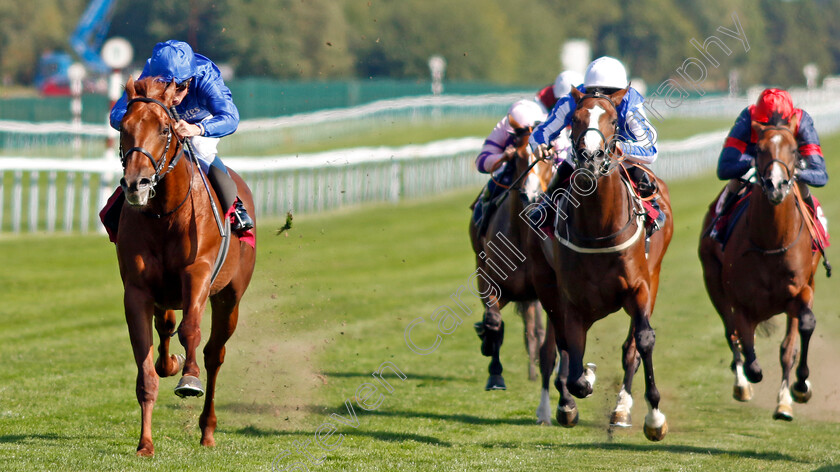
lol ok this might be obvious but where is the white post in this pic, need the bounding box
[101,37,133,160]
[428,55,446,96]
[68,63,86,159]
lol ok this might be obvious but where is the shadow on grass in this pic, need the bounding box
[320,371,460,382]
[0,433,65,443]
[233,425,451,446]
[361,408,535,426]
[566,442,804,463]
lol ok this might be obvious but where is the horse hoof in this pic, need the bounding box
[792,380,812,404]
[643,421,668,441]
[732,383,753,402]
[174,375,205,398]
[485,375,506,391]
[556,406,579,428]
[584,363,597,388]
[136,445,154,457]
[610,410,632,428]
[773,404,794,421]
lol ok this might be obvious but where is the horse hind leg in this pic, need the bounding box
[516,301,544,381]
[199,296,240,447]
[611,325,640,428]
[154,308,184,378]
[773,315,799,421]
[792,303,816,404]
[536,319,556,425]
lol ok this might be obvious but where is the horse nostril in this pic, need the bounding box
[138,178,152,188]
[119,178,127,189]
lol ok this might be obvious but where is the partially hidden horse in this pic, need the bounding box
[116,77,256,455]
[537,86,673,440]
[468,128,555,390]
[699,118,822,421]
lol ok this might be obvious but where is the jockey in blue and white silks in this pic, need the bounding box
[527,56,663,234]
[110,40,252,232]
[529,57,657,166]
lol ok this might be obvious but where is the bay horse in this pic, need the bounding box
[698,118,821,421]
[468,129,555,390]
[116,76,256,455]
[540,86,673,440]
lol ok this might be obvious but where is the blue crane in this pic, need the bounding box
[35,0,119,95]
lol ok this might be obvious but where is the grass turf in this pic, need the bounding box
[0,135,839,471]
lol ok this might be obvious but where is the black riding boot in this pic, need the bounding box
[207,164,253,232]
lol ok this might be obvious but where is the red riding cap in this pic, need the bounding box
[752,88,794,123]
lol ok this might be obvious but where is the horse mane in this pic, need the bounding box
[764,111,791,127]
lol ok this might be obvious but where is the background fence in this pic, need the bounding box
[2,85,840,234]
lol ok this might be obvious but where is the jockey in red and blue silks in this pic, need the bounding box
[110,40,253,232]
[719,89,827,185]
[528,56,663,233]
[716,88,828,218]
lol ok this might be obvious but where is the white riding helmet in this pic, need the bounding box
[507,99,546,131]
[553,70,585,98]
[584,56,628,90]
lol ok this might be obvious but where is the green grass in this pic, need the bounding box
[654,117,734,141]
[1,136,839,471]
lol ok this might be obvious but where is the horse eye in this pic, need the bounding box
[161,128,171,136]
[611,119,617,126]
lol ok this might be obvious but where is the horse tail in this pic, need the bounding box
[756,318,778,338]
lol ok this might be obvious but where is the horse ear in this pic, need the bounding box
[609,86,629,107]
[570,87,584,103]
[751,120,765,136]
[125,76,137,99]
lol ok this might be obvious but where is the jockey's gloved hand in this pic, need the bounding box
[533,143,551,160]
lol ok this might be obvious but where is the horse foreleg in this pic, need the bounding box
[773,315,799,421]
[536,318,556,425]
[175,271,212,398]
[554,349,579,428]
[125,286,158,456]
[734,313,762,384]
[563,310,592,400]
[199,296,239,447]
[611,324,640,428]
[154,308,183,378]
[792,294,816,404]
[626,286,667,442]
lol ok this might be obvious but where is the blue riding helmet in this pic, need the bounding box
[148,40,197,84]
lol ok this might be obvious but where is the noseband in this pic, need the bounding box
[120,97,186,187]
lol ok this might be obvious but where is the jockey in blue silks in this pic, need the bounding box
[110,40,253,232]
[714,88,828,225]
[528,56,662,234]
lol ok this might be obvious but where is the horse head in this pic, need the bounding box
[119,76,181,207]
[507,120,549,200]
[752,118,799,205]
[568,87,628,178]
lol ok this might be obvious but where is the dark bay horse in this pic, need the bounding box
[116,77,256,455]
[469,130,556,390]
[699,119,821,421]
[540,87,673,440]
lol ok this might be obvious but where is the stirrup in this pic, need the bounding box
[232,199,254,232]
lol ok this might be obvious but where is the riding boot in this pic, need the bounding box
[207,163,253,232]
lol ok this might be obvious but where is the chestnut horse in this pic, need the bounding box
[699,119,821,421]
[540,87,673,440]
[469,130,556,390]
[116,77,256,455]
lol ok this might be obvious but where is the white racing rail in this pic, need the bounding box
[2,88,840,234]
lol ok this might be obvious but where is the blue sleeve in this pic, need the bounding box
[529,93,574,151]
[193,61,239,137]
[717,108,753,180]
[796,111,828,187]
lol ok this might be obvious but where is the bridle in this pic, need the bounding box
[120,97,187,189]
[754,126,799,199]
[120,96,192,217]
[570,92,621,175]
